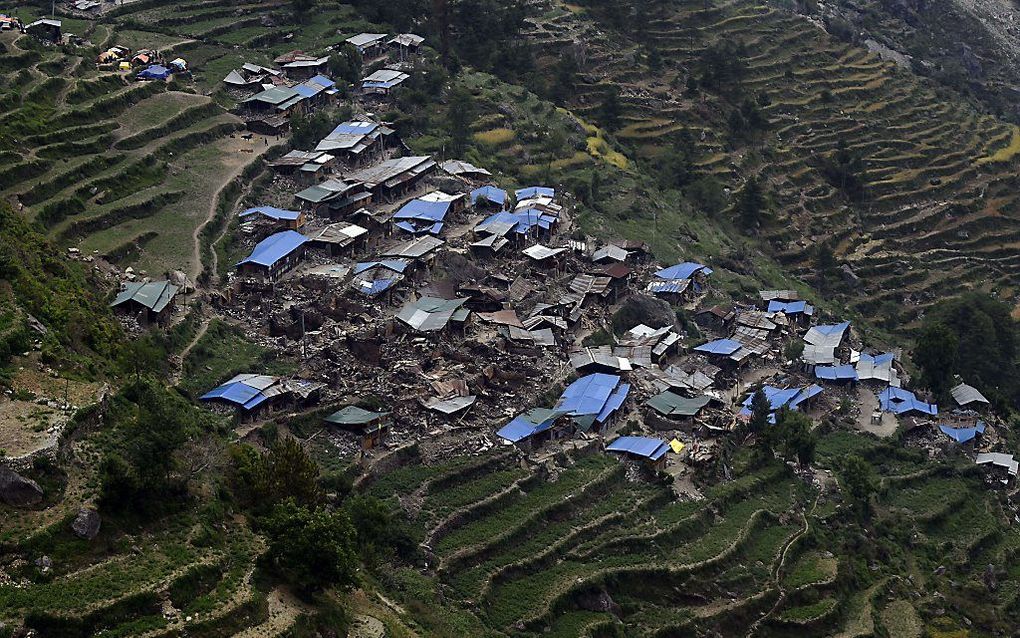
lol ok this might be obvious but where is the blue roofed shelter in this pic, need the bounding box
[236,230,308,281]
[497,374,630,449]
[739,385,823,422]
[814,364,859,384]
[471,185,507,208]
[137,64,171,81]
[694,338,742,356]
[879,387,937,417]
[515,186,555,200]
[393,198,451,235]
[606,436,670,469]
[649,261,711,301]
[939,421,985,444]
[200,374,323,419]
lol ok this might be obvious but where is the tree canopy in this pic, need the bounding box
[914,292,1019,406]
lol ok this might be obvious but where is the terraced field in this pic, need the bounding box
[525,0,1020,316]
[0,0,380,277]
[355,431,1016,637]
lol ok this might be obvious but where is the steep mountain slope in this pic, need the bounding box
[524,0,1020,320]
[825,0,1020,120]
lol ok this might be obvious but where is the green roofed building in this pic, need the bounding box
[110,280,179,325]
[325,406,391,450]
[645,392,713,429]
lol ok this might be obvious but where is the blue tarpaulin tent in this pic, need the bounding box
[739,385,823,420]
[137,64,171,80]
[939,421,985,443]
[606,436,670,461]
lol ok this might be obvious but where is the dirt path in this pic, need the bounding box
[746,488,824,637]
[232,586,311,638]
[189,135,281,284]
[855,387,897,437]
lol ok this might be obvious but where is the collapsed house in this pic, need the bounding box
[879,387,937,417]
[361,68,409,95]
[497,373,630,450]
[324,406,391,450]
[200,374,323,417]
[739,385,823,422]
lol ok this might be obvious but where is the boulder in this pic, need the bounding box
[613,293,677,331]
[576,588,622,615]
[71,507,101,540]
[0,467,43,508]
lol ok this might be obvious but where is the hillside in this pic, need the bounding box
[519,0,1020,323]
[0,0,1019,636]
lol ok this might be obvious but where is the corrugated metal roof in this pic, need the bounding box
[814,365,859,381]
[325,406,389,426]
[951,383,989,406]
[239,206,301,221]
[646,392,711,417]
[396,296,468,331]
[804,321,850,348]
[110,280,178,313]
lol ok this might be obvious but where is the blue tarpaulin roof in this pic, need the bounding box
[237,230,307,268]
[767,300,814,316]
[879,387,938,416]
[607,436,670,461]
[740,385,823,419]
[138,64,170,79]
[694,339,742,355]
[239,206,301,221]
[357,278,397,296]
[477,210,555,236]
[656,262,712,280]
[393,199,450,222]
[515,186,554,200]
[815,365,859,381]
[596,383,631,423]
[557,373,622,416]
[496,408,565,443]
[471,185,507,206]
[939,421,986,443]
[329,121,377,135]
[200,380,269,411]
